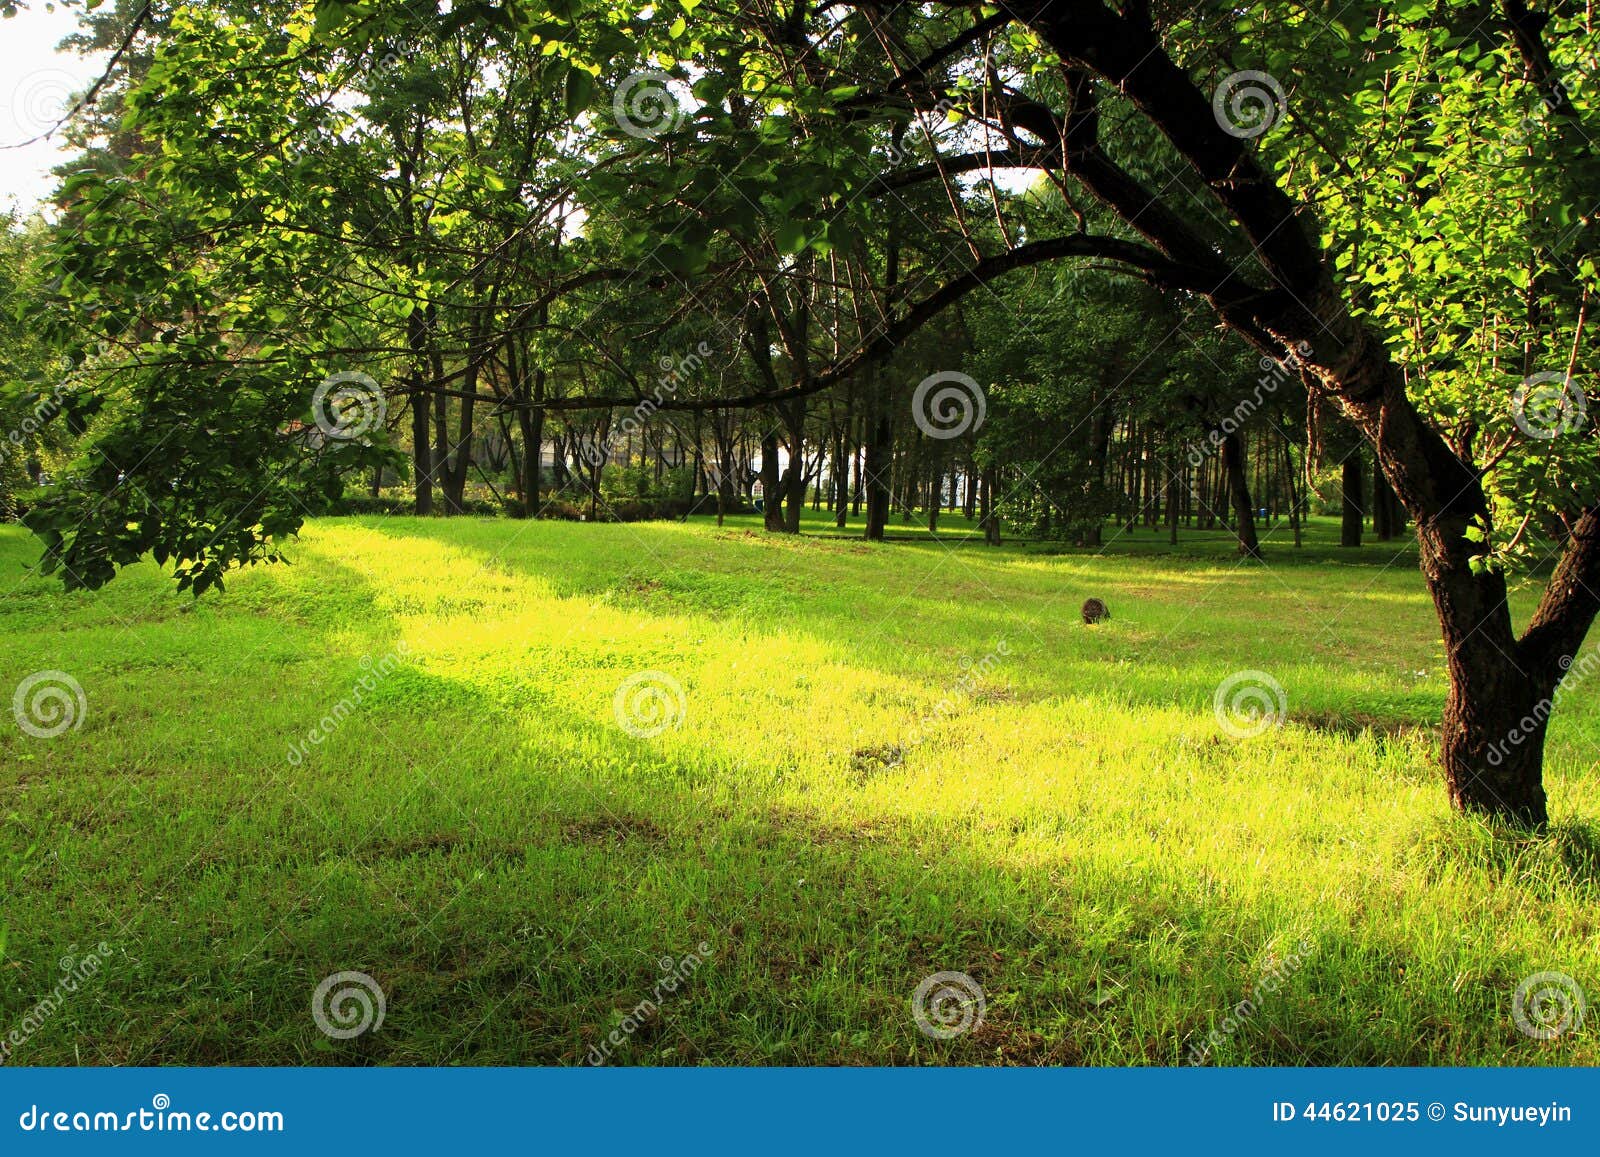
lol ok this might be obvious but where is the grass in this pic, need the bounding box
[1,510,1597,1066]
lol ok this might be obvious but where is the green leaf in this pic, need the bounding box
[775,219,807,255]
[565,68,595,117]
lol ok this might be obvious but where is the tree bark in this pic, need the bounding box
[980,465,1001,545]
[863,405,891,542]
[833,428,850,528]
[440,362,476,515]
[1219,431,1260,558]
[1085,406,1109,545]
[1340,452,1364,548]
[516,403,543,514]
[409,388,433,516]
[1303,301,1562,827]
[760,428,785,532]
[850,435,864,517]
[783,405,807,534]
[1282,434,1301,549]
[1165,453,1179,545]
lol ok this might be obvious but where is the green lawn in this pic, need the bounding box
[1,512,1596,1065]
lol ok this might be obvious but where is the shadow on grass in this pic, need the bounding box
[1404,814,1600,896]
[203,660,1600,1066]
[5,520,1594,1067]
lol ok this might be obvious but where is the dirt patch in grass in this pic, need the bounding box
[966,1019,1086,1065]
[1291,710,1431,741]
[850,743,904,780]
[561,813,667,847]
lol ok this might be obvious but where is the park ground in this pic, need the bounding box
[1,512,1597,1064]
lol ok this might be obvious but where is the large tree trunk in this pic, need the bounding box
[1307,304,1570,828]
[1281,432,1302,549]
[782,460,805,533]
[404,301,436,517]
[1340,452,1364,547]
[850,435,864,517]
[1374,466,1406,541]
[921,0,1600,826]
[1437,615,1549,826]
[1219,431,1260,558]
[1085,407,1110,546]
[440,366,476,515]
[760,428,785,532]
[431,346,456,515]
[516,404,543,514]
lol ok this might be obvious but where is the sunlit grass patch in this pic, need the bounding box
[0,514,1595,1065]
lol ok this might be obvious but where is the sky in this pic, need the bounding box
[0,3,106,214]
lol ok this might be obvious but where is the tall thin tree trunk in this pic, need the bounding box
[1166,453,1179,545]
[834,429,849,528]
[980,465,1001,545]
[863,407,891,542]
[850,435,864,517]
[1220,431,1260,557]
[410,388,433,516]
[1282,431,1302,548]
